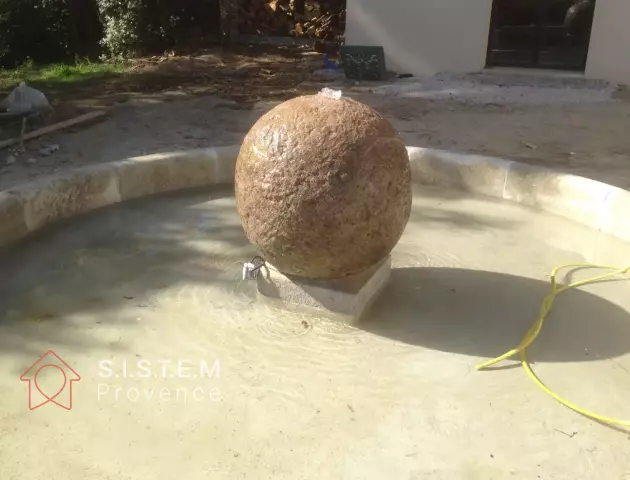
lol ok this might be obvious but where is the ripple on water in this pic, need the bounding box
[3,187,630,442]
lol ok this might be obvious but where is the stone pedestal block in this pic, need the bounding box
[256,256,391,321]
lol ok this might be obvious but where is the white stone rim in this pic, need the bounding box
[1,145,629,248]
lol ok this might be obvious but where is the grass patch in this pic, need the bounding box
[0,59,130,90]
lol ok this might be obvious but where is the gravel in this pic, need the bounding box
[370,72,618,106]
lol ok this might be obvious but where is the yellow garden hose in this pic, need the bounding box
[476,263,630,428]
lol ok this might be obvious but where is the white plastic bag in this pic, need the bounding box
[0,82,52,115]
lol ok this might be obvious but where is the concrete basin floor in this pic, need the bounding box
[1,185,629,479]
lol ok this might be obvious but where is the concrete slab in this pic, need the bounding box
[256,256,391,321]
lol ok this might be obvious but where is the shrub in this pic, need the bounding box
[96,0,145,58]
[0,0,70,68]
[0,0,102,69]
[97,0,221,58]
[0,0,221,68]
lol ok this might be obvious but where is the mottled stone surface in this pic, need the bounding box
[235,94,412,279]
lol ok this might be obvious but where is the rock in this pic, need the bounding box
[6,155,16,165]
[39,144,59,156]
[235,91,412,279]
[27,157,38,164]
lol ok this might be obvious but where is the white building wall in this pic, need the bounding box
[585,0,630,84]
[345,0,494,76]
[346,0,630,85]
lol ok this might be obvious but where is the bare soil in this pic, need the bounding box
[1,45,630,191]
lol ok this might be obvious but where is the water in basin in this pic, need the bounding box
[1,185,629,479]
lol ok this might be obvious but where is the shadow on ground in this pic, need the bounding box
[362,267,630,363]
[406,184,519,233]
[0,45,319,114]
[0,44,321,147]
[0,186,254,361]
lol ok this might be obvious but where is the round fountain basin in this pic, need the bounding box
[1,149,629,478]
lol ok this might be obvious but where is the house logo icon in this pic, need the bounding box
[20,350,81,410]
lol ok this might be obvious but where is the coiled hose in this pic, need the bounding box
[476,263,630,428]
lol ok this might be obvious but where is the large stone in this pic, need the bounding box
[235,92,411,279]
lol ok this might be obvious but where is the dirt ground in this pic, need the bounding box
[1,45,630,191]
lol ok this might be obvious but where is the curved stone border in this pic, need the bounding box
[0,144,629,249]
[0,146,239,248]
[407,147,630,243]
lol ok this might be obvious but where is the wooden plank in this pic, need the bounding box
[0,110,106,150]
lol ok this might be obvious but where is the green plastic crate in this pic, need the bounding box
[340,45,387,81]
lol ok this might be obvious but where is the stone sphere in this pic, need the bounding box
[235,92,411,279]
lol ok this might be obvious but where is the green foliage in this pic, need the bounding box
[96,0,145,58]
[96,0,221,58]
[0,0,221,68]
[0,0,71,68]
[0,58,129,90]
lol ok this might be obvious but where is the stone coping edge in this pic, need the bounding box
[0,144,628,249]
[406,146,630,244]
